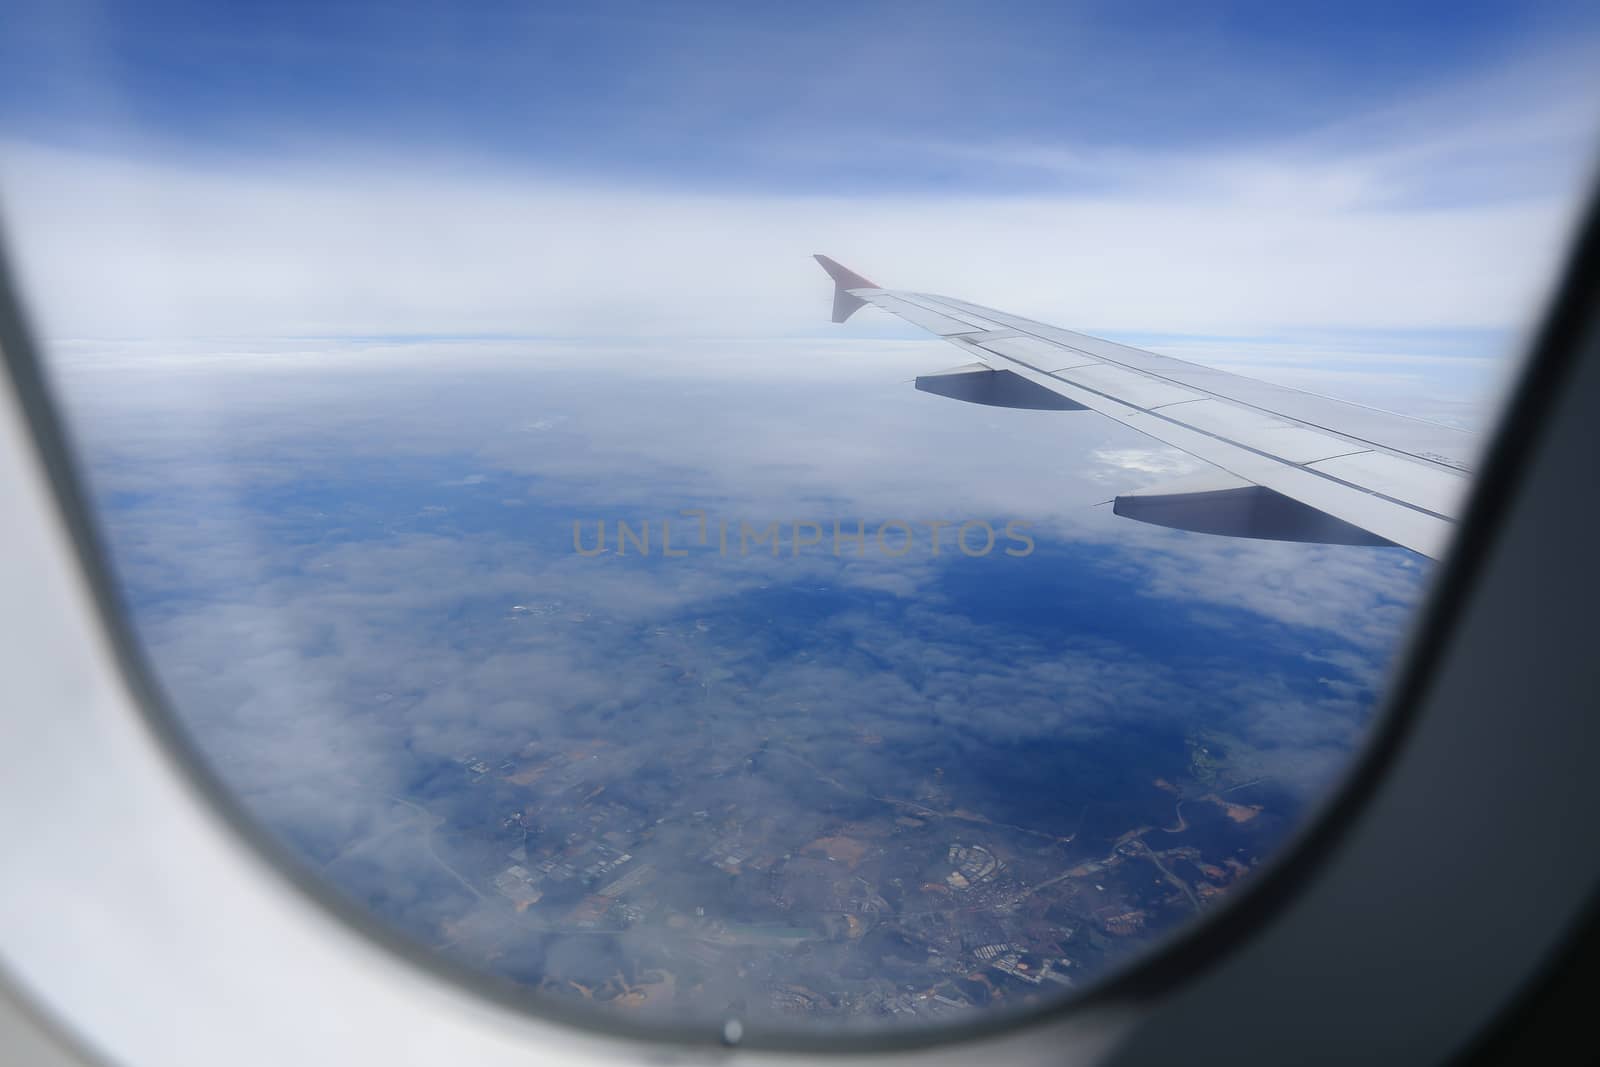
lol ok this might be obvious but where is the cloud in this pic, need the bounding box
[1088,447,1201,482]
[0,139,1577,344]
[2,27,1595,346]
[51,334,1439,1028]
[77,337,1424,777]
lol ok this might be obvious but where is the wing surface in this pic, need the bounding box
[815,254,1476,559]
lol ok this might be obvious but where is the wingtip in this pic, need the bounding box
[814,255,878,323]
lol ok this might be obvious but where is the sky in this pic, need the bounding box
[2,2,1595,181]
[5,0,1600,1038]
[1,1,1597,367]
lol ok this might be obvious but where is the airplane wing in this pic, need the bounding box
[815,254,1477,560]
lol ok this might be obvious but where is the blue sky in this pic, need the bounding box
[2,2,1598,418]
[5,1,1598,192]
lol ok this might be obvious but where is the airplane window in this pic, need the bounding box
[3,1,1598,1046]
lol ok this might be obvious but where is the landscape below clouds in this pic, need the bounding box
[55,337,1426,1032]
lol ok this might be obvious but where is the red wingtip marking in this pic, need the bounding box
[813,254,879,291]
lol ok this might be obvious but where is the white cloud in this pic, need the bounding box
[0,12,1593,357]
[2,37,1594,346]
[1089,447,1201,482]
